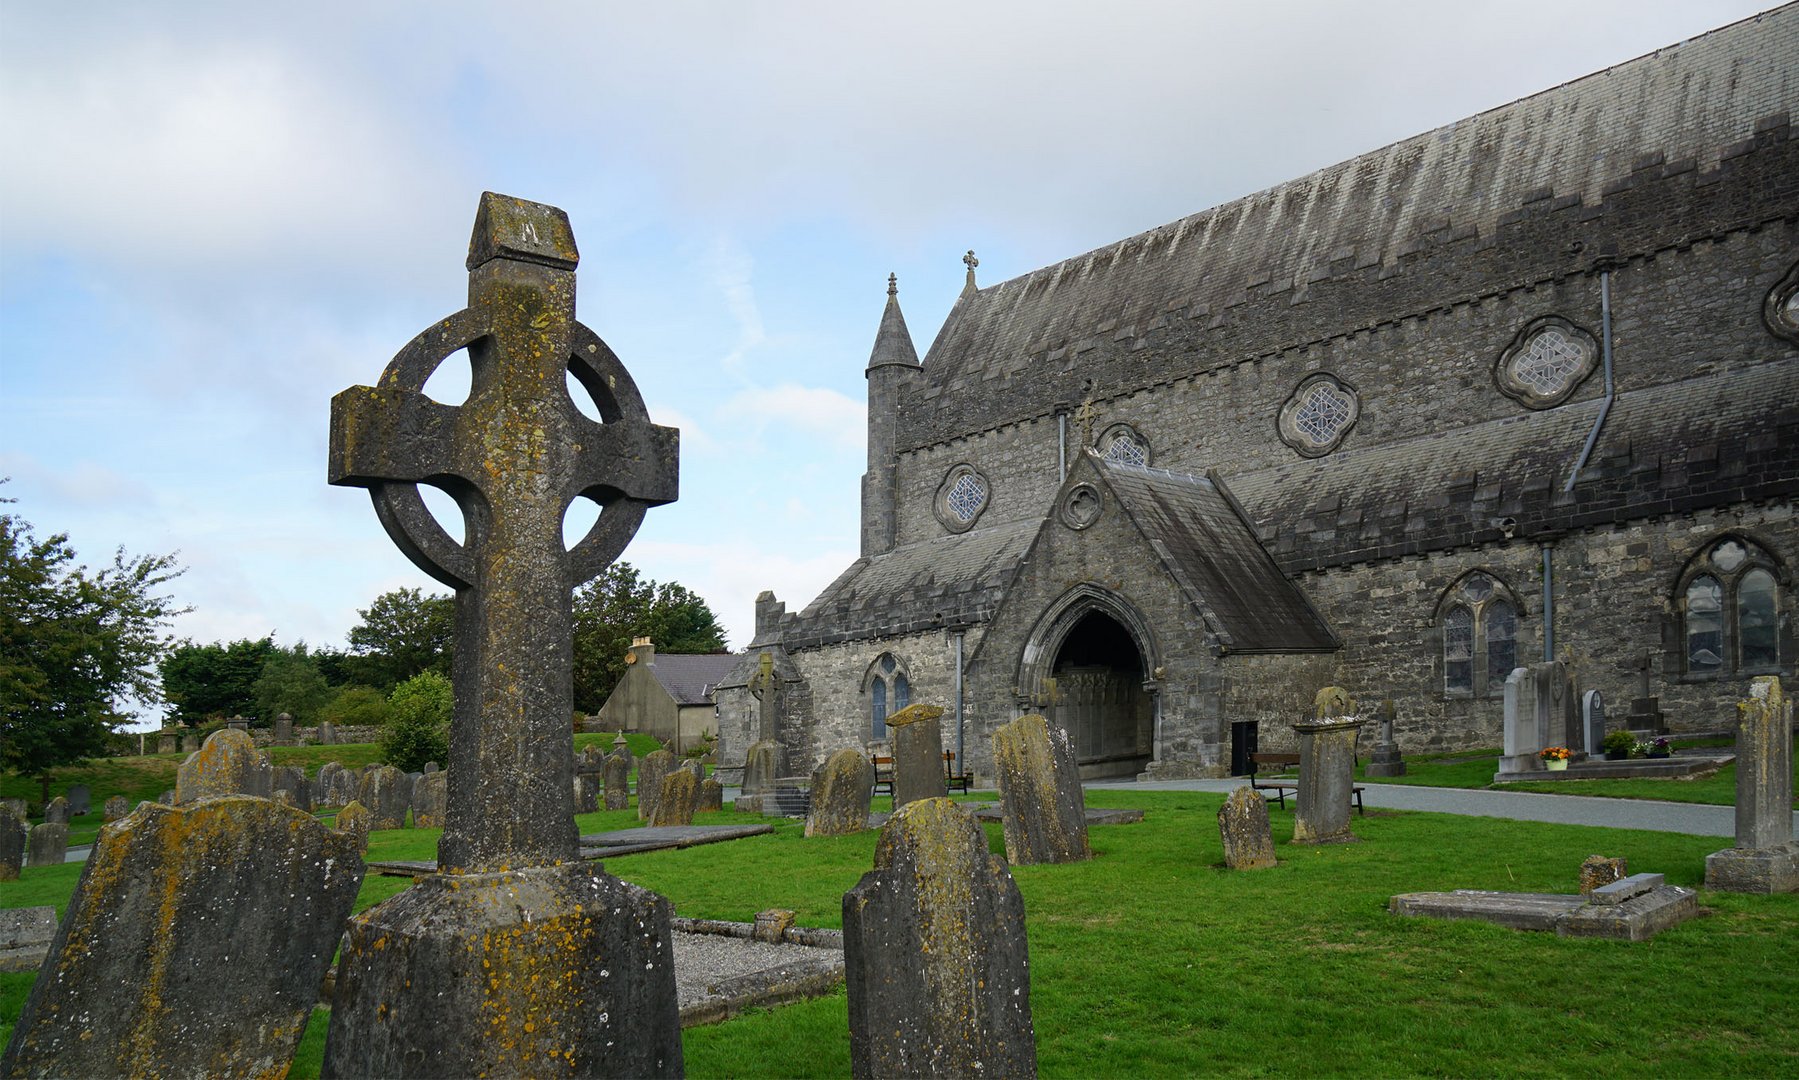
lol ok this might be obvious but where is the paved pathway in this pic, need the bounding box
[1085,777,1799,838]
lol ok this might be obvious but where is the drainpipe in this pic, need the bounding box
[1564,269,1616,492]
[953,629,967,774]
[1057,412,1069,482]
[1541,542,1555,662]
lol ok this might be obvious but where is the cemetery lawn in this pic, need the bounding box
[1353,747,1798,808]
[8,790,1796,1076]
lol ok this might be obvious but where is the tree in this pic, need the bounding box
[346,587,453,690]
[380,670,451,772]
[251,643,332,726]
[159,637,275,727]
[319,685,392,729]
[1,497,185,801]
[570,562,728,712]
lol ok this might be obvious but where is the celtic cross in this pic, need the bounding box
[329,192,677,872]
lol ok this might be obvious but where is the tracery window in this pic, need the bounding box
[934,464,991,532]
[1438,572,1519,697]
[1494,316,1599,409]
[1098,423,1150,467]
[1678,537,1783,677]
[1277,373,1360,457]
[865,653,911,741]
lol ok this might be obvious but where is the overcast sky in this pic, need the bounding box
[0,1,1780,726]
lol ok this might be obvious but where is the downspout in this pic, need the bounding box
[1563,269,1616,492]
[1541,542,1555,663]
[953,629,967,774]
[1057,412,1068,482]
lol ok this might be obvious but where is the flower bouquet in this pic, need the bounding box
[1539,745,1572,771]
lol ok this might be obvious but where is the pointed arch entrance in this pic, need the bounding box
[1017,585,1158,779]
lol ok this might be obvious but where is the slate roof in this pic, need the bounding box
[908,7,1797,445]
[644,653,742,706]
[1226,362,1799,573]
[782,519,1040,649]
[1093,458,1337,653]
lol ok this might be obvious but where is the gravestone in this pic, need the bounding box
[316,761,347,808]
[1499,667,1541,774]
[227,715,249,732]
[158,790,174,806]
[886,703,948,808]
[1625,648,1666,735]
[26,823,68,868]
[66,784,91,816]
[321,193,681,1077]
[1292,688,1365,844]
[272,790,296,809]
[1364,699,1406,778]
[1704,676,1799,893]
[603,750,631,810]
[844,798,1037,1078]
[176,728,273,803]
[317,720,338,745]
[697,776,724,812]
[271,712,295,747]
[638,748,677,822]
[1582,690,1606,757]
[992,713,1090,865]
[1218,786,1277,870]
[157,731,179,755]
[411,770,448,828]
[0,804,25,881]
[2,797,26,820]
[42,797,69,825]
[806,748,875,837]
[357,764,411,830]
[682,758,705,782]
[336,801,372,853]
[103,795,131,822]
[1580,855,1628,894]
[580,744,605,772]
[572,773,598,814]
[0,797,363,1077]
[612,731,632,762]
[423,761,440,773]
[740,652,788,809]
[0,907,58,972]
[650,768,698,827]
[273,765,313,812]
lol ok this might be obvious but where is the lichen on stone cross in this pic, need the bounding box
[1314,686,1357,720]
[749,651,779,743]
[328,192,678,873]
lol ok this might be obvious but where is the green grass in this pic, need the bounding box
[1352,743,1798,808]
[8,789,1796,1077]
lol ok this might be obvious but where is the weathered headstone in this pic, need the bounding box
[272,790,296,809]
[273,764,313,812]
[1582,689,1606,757]
[612,731,632,762]
[1292,688,1365,844]
[272,712,296,746]
[1580,855,1628,894]
[411,770,448,828]
[0,906,58,972]
[603,750,631,810]
[992,713,1090,864]
[806,748,875,837]
[682,758,705,782]
[1499,667,1541,774]
[886,703,948,808]
[697,776,724,812]
[316,761,346,808]
[580,744,605,772]
[1,797,363,1077]
[740,652,788,809]
[180,733,201,754]
[317,720,338,745]
[1705,676,1799,893]
[650,768,698,827]
[1364,698,1407,778]
[357,764,411,830]
[1218,786,1277,870]
[102,794,131,822]
[638,748,677,822]
[227,714,249,731]
[1625,648,1666,735]
[572,773,598,814]
[1,797,26,820]
[753,907,797,944]
[844,798,1037,1078]
[26,823,68,868]
[321,193,681,1076]
[156,731,179,755]
[42,796,69,825]
[65,784,91,816]
[336,801,372,853]
[176,728,273,803]
[0,804,26,881]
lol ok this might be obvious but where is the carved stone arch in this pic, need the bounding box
[1669,529,1791,679]
[1429,568,1529,626]
[1668,529,1791,598]
[860,651,911,693]
[1015,583,1162,709]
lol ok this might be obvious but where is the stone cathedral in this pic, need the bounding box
[716,9,1799,785]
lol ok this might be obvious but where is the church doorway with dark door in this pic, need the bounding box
[1050,611,1152,779]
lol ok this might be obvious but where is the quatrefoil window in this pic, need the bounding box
[934,464,991,533]
[1766,262,1799,346]
[1098,423,1150,467]
[1277,374,1360,457]
[1494,316,1599,409]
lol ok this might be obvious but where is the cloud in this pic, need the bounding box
[717,384,865,451]
[625,537,859,650]
[706,236,768,375]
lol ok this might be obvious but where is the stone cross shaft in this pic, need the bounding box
[330,192,677,872]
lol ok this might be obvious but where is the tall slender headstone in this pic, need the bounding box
[991,713,1089,864]
[603,750,631,810]
[886,703,948,808]
[1364,698,1406,777]
[1704,676,1799,893]
[637,748,676,822]
[0,804,25,881]
[1292,688,1365,844]
[844,798,1037,1078]
[272,712,296,747]
[1582,690,1606,757]
[411,770,449,828]
[322,193,682,1077]
[1498,666,1541,774]
[0,798,363,1078]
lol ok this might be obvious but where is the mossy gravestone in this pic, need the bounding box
[102,795,130,822]
[992,714,1090,865]
[0,797,363,1078]
[1292,688,1365,845]
[1218,787,1277,870]
[637,748,677,822]
[321,193,681,1077]
[41,797,68,826]
[316,761,347,808]
[603,751,630,810]
[411,771,448,829]
[885,703,948,808]
[336,800,372,853]
[357,765,410,830]
[25,823,66,868]
[0,805,24,881]
[806,748,874,838]
[697,776,724,813]
[844,798,1037,1079]
[650,768,698,827]
[1704,676,1799,893]
[175,729,272,803]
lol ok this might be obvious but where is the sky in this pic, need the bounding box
[0,0,1781,728]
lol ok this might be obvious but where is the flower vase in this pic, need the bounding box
[1544,758,1568,772]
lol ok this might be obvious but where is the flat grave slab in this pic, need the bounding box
[0,907,58,973]
[1391,875,1699,941]
[1494,753,1731,783]
[668,917,844,1027]
[973,805,1144,826]
[368,824,775,876]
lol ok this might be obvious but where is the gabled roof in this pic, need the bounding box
[643,653,742,706]
[1089,456,1338,653]
[1225,361,1799,572]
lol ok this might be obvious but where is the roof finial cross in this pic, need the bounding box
[1075,379,1098,447]
[887,272,897,298]
[962,249,979,289]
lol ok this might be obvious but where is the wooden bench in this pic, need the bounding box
[871,755,894,797]
[944,751,971,794]
[1248,752,1364,815]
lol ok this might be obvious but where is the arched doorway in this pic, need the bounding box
[1050,611,1153,778]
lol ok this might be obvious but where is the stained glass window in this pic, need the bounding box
[1739,569,1778,671]
[1512,328,1585,396]
[1105,435,1147,466]
[1686,575,1724,675]
[1443,606,1474,693]
[1441,574,1520,696]
[1294,383,1353,445]
[946,473,987,522]
[894,673,910,713]
[1680,539,1783,676]
[1483,601,1516,688]
[871,679,887,741]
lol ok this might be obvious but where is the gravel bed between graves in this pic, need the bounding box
[671,928,845,1027]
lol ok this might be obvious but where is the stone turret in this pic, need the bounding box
[860,273,922,557]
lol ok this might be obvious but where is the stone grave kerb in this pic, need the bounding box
[329,191,678,873]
